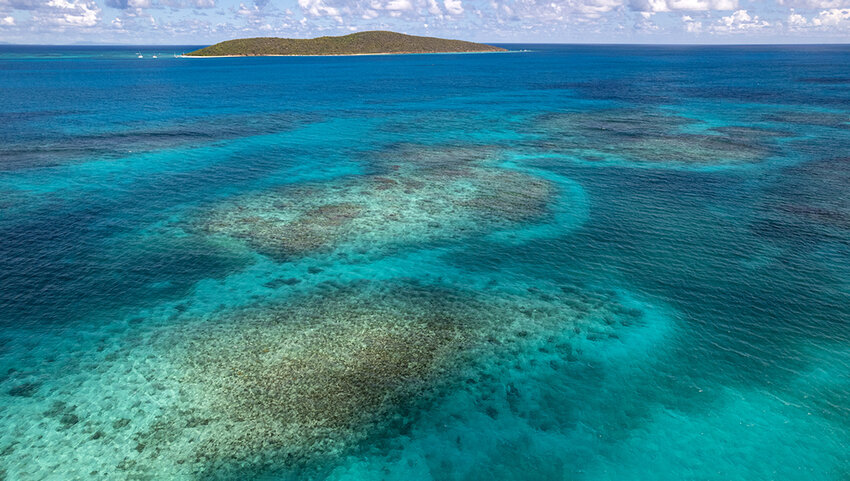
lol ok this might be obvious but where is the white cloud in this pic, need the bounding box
[0,0,41,10]
[682,14,703,31]
[386,0,412,10]
[504,0,624,21]
[443,0,462,14]
[236,2,255,14]
[711,9,769,32]
[635,10,659,29]
[158,0,215,8]
[777,0,850,8]
[787,11,808,25]
[630,0,736,12]
[1,0,817,40]
[293,0,460,22]
[104,0,150,9]
[789,7,850,28]
[811,7,850,24]
[105,0,214,10]
[580,0,624,17]
[298,0,342,21]
[32,0,101,26]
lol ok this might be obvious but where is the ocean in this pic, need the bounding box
[1,43,849,480]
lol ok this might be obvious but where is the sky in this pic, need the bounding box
[0,0,848,44]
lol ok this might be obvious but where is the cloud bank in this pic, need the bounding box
[0,0,849,43]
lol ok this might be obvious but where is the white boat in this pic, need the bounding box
[136,52,143,58]
[152,54,158,59]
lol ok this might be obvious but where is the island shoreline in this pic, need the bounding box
[179,50,517,58]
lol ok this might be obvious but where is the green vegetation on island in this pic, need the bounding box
[185,30,507,57]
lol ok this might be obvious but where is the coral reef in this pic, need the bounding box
[761,111,850,129]
[197,144,555,260]
[7,382,40,397]
[529,109,786,166]
[118,280,643,478]
[753,156,850,241]
[170,284,475,468]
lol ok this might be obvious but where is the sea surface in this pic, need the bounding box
[1,43,849,480]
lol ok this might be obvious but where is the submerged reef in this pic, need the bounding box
[754,156,850,242]
[165,283,477,472]
[121,280,642,479]
[197,144,555,260]
[529,109,786,166]
[761,110,850,129]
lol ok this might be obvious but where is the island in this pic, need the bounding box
[183,31,507,57]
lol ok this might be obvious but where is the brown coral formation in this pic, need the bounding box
[133,284,479,476]
[122,280,642,479]
[183,291,469,449]
[197,144,555,260]
[530,109,786,166]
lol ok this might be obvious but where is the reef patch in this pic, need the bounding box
[761,110,850,129]
[529,109,786,167]
[196,144,556,260]
[753,156,850,242]
[124,279,644,479]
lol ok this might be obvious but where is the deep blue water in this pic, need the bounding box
[1,44,849,480]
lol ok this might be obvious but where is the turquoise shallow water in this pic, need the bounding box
[1,44,850,480]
